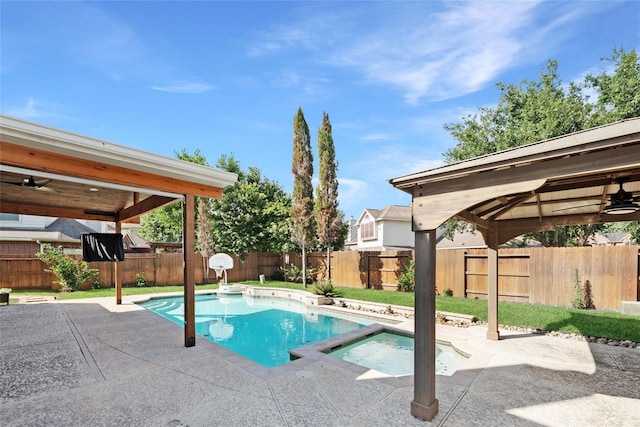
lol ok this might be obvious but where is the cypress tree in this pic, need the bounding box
[315,111,340,279]
[291,107,315,287]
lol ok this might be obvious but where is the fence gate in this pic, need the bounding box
[367,253,410,290]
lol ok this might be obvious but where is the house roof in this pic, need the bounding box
[0,218,96,242]
[389,118,640,245]
[44,218,96,240]
[356,205,411,224]
[123,229,151,249]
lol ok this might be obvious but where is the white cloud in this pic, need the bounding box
[3,98,65,121]
[359,133,395,142]
[151,81,215,94]
[248,1,600,104]
[4,98,40,118]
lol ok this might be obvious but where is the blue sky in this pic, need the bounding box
[2,1,639,220]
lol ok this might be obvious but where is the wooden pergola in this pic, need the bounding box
[0,115,237,347]
[389,117,640,420]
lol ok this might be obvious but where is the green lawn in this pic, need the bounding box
[9,280,640,342]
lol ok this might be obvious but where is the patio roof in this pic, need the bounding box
[1,115,237,223]
[390,117,640,244]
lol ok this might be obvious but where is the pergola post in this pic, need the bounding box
[486,226,500,340]
[411,228,439,421]
[183,194,196,347]
[114,221,122,305]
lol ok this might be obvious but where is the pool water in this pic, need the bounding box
[139,293,370,368]
[327,332,468,377]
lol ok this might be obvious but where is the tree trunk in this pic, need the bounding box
[301,245,307,288]
[326,247,331,280]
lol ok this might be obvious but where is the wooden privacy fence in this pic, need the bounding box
[289,247,638,310]
[0,252,286,291]
[0,246,638,310]
[434,246,639,311]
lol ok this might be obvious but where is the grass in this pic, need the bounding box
[10,280,640,342]
[10,284,220,300]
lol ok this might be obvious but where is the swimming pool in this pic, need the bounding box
[139,293,370,367]
[327,331,468,377]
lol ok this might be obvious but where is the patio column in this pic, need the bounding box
[183,193,196,347]
[411,228,439,421]
[114,221,122,305]
[486,227,500,340]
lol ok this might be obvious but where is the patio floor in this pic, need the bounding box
[1,295,639,426]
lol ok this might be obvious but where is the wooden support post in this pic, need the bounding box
[411,229,439,421]
[486,225,500,340]
[183,194,196,347]
[115,221,122,305]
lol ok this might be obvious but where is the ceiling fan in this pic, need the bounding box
[604,178,640,215]
[552,178,639,215]
[2,176,56,192]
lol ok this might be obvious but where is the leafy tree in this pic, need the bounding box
[139,148,209,243]
[139,201,183,243]
[442,48,640,246]
[315,112,341,279]
[291,107,315,287]
[586,47,640,124]
[211,155,293,260]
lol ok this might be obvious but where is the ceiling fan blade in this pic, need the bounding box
[552,203,603,213]
[1,180,25,187]
[34,185,56,193]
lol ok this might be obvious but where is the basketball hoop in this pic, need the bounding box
[209,253,234,285]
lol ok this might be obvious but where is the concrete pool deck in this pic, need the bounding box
[1,295,639,426]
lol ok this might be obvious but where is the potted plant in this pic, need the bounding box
[0,288,11,305]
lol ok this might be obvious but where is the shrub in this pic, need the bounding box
[310,280,342,298]
[571,269,584,309]
[398,259,415,292]
[272,267,285,281]
[36,244,98,292]
[283,264,315,284]
[136,272,148,287]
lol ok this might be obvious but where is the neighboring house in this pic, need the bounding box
[353,205,415,251]
[589,232,636,246]
[0,216,100,255]
[346,205,542,251]
[343,216,358,251]
[105,224,153,253]
[0,214,152,255]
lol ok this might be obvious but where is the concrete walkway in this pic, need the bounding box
[1,296,639,426]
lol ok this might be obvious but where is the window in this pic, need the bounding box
[360,215,375,240]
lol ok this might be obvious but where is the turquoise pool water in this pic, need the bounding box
[139,293,370,368]
[327,332,468,376]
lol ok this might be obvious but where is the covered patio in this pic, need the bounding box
[390,117,640,420]
[0,115,237,347]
